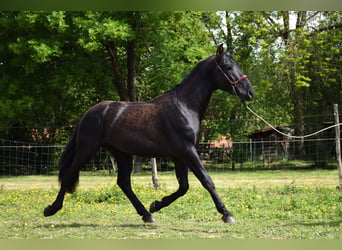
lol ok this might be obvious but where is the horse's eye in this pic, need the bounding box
[223,58,230,65]
[223,63,232,70]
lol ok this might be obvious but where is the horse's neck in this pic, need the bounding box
[174,73,214,122]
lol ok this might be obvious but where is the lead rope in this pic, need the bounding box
[244,103,342,139]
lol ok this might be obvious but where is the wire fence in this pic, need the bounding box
[0,136,339,175]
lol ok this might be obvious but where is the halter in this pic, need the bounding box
[215,59,248,87]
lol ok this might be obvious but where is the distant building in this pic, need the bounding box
[249,126,293,162]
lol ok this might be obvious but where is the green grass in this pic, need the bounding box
[0,170,341,239]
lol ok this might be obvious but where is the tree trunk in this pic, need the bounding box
[281,11,290,45]
[225,11,233,49]
[102,41,129,101]
[127,38,137,102]
[296,11,307,29]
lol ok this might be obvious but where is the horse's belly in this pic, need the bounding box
[106,128,170,156]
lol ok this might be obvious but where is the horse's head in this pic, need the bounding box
[214,44,254,101]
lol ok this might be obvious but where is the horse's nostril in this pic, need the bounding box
[248,90,254,100]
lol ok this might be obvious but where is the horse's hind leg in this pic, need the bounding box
[150,160,189,213]
[44,152,97,217]
[43,184,68,217]
[44,134,100,217]
[115,153,154,223]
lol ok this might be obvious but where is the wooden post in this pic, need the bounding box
[334,104,342,191]
[249,139,253,162]
[109,155,116,173]
[133,156,143,173]
[151,158,159,189]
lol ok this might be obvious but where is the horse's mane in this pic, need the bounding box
[164,55,214,94]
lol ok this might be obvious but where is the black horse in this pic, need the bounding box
[44,45,254,223]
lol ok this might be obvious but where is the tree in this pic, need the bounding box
[0,11,340,147]
[73,11,136,101]
[280,11,341,165]
[0,11,116,142]
[200,11,294,141]
[0,11,215,143]
[201,11,341,142]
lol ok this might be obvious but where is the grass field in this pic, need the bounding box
[0,169,341,239]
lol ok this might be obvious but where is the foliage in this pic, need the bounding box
[202,11,341,139]
[0,11,341,143]
[0,11,215,143]
[279,11,342,135]
[0,11,115,143]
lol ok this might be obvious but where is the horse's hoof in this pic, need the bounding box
[43,205,54,217]
[149,200,161,213]
[222,215,236,223]
[142,215,155,223]
[43,205,59,217]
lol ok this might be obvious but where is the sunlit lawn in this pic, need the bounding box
[0,169,341,239]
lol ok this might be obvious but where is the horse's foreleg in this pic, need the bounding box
[187,149,236,223]
[116,154,154,223]
[150,161,189,213]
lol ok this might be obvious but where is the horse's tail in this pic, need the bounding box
[58,125,79,194]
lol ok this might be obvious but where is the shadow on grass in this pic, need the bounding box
[116,223,157,229]
[278,220,342,228]
[41,222,158,229]
[297,220,342,227]
[41,222,98,229]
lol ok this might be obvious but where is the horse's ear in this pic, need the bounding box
[228,48,234,55]
[216,44,224,56]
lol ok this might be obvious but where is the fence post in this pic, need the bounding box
[334,104,342,191]
[151,158,159,189]
[109,155,116,173]
[249,139,252,162]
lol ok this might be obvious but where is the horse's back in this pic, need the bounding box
[77,94,191,156]
[89,101,164,154]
